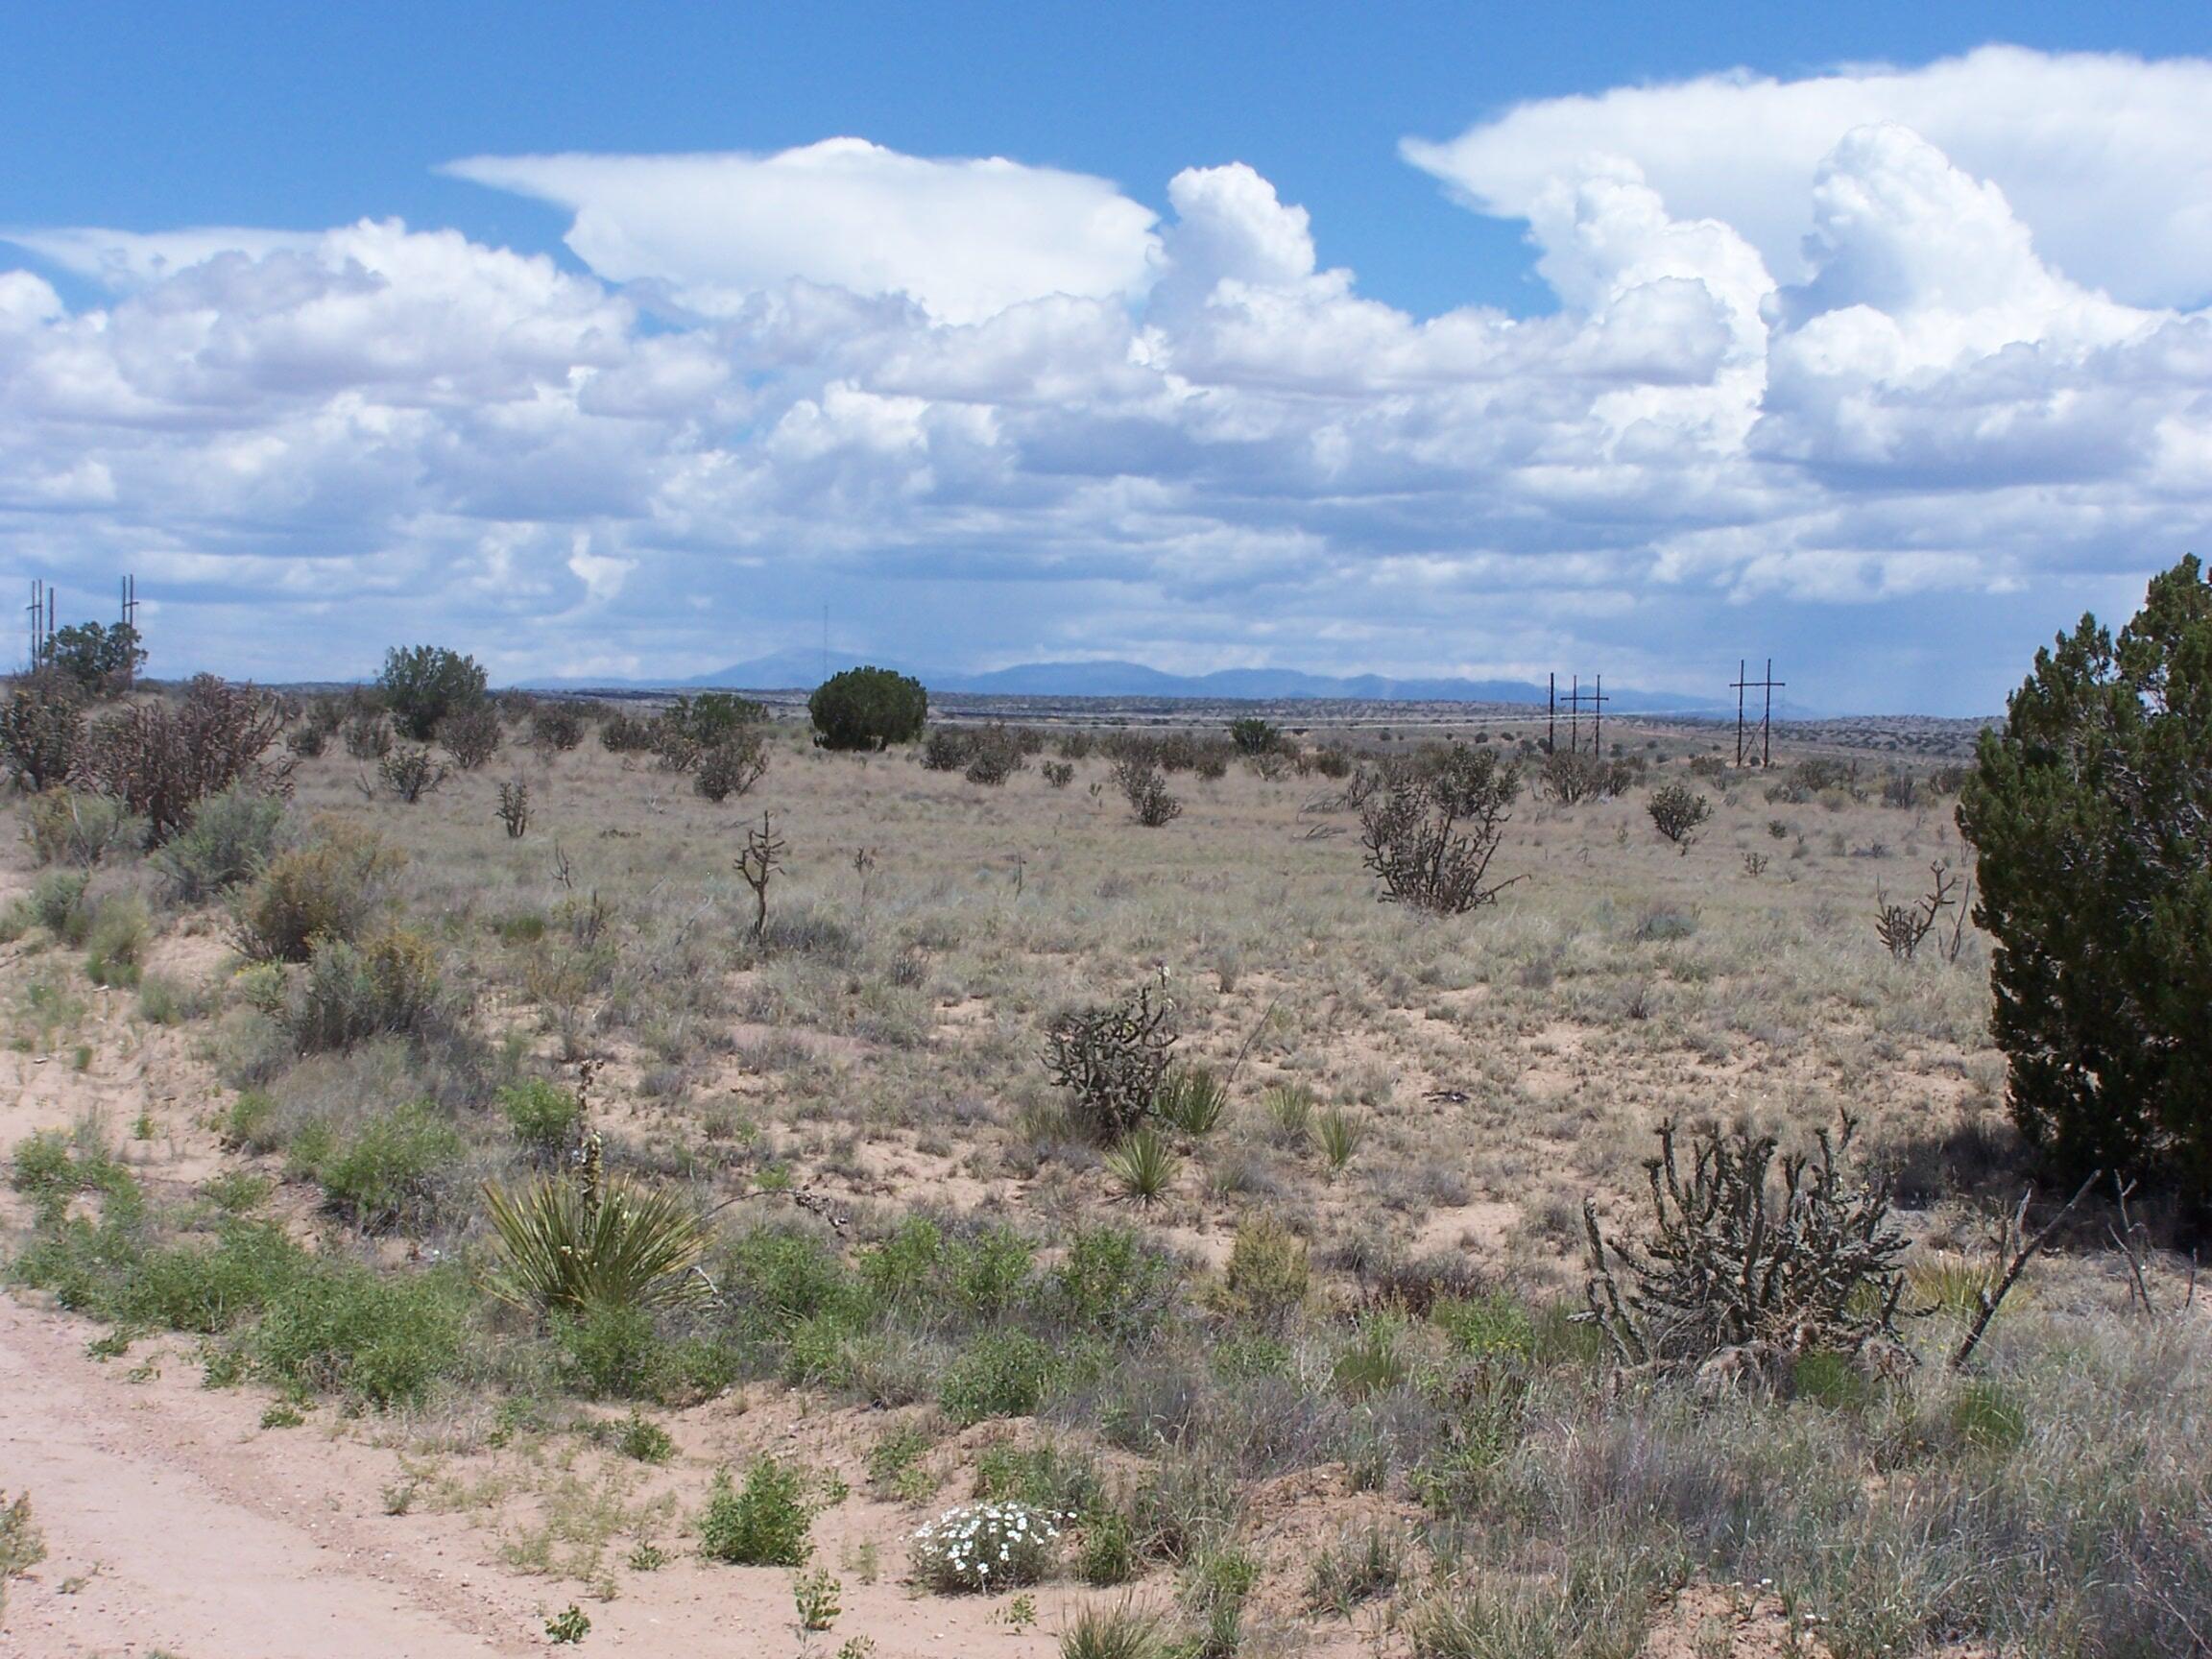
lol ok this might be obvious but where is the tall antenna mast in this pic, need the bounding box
[119,574,140,689]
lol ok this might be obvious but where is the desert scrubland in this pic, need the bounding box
[0,692,2202,1659]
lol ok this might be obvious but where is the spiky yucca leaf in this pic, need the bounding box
[1155,1066,1228,1136]
[1315,1107,1363,1178]
[482,1173,708,1314]
[1105,1126,1180,1210]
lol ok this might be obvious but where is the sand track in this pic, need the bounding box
[0,1294,529,1658]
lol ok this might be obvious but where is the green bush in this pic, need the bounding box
[615,1409,677,1463]
[289,927,446,1052]
[376,645,488,742]
[499,1077,583,1159]
[10,1126,129,1223]
[714,1227,860,1337]
[554,1302,665,1398]
[700,1458,815,1566]
[1432,1291,1535,1359]
[858,1217,1034,1321]
[250,1261,469,1408]
[20,870,91,943]
[84,893,152,988]
[221,1089,283,1153]
[1958,553,2212,1196]
[22,787,130,867]
[310,1100,465,1231]
[1049,1225,1178,1343]
[808,666,927,751]
[940,1330,1061,1424]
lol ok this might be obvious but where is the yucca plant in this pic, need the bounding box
[483,1136,709,1315]
[1315,1107,1363,1179]
[1154,1066,1227,1136]
[1263,1084,1314,1150]
[1105,1126,1180,1210]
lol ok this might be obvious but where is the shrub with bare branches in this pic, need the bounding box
[1646,781,1712,853]
[1580,1115,1914,1380]
[1358,747,1520,916]
[1045,982,1178,1141]
[694,731,770,803]
[81,675,286,844]
[1113,757,1183,828]
[0,671,86,794]
[438,705,504,770]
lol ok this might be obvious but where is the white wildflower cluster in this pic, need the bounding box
[908,1501,1059,1595]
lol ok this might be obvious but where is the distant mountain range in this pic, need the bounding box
[522,649,1812,716]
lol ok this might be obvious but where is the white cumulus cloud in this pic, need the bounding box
[1404,45,2212,308]
[444,139,1161,325]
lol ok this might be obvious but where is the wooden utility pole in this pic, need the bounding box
[1729,659,1786,767]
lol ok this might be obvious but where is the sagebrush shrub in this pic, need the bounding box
[1216,1213,1309,1324]
[288,926,445,1051]
[22,788,132,868]
[230,820,404,962]
[154,785,286,902]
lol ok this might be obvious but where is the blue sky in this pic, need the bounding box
[6,6,2212,710]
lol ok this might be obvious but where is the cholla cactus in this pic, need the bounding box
[908,1501,1060,1594]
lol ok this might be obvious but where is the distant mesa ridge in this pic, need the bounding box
[522,649,1799,715]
